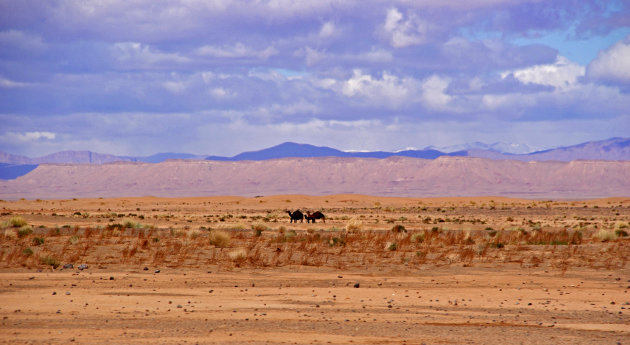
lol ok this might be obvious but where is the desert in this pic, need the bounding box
[1,194,628,344]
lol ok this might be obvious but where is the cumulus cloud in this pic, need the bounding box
[420,75,452,111]
[335,69,419,108]
[502,56,585,89]
[587,36,630,84]
[379,7,430,48]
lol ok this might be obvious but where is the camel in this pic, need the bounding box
[287,210,304,223]
[305,211,325,223]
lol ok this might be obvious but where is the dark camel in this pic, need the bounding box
[287,210,304,223]
[305,211,325,223]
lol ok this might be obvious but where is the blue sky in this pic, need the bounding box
[0,0,629,157]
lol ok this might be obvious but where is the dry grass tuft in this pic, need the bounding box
[345,218,363,233]
[209,230,231,248]
[7,216,28,228]
[594,229,618,242]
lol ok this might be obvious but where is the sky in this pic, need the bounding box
[1,0,629,157]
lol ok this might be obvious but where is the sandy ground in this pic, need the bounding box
[0,195,629,344]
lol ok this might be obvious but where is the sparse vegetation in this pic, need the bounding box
[345,218,363,233]
[209,230,231,248]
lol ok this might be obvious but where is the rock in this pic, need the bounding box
[109,276,115,280]
[65,292,71,295]
[77,264,88,270]
[143,267,149,271]
[353,283,360,288]
[154,269,161,274]
[63,264,74,269]
[52,291,57,295]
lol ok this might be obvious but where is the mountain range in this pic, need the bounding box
[1,156,628,200]
[0,137,629,181]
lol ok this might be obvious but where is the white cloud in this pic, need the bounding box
[210,87,236,99]
[1,131,57,142]
[587,36,630,84]
[380,7,430,48]
[420,75,452,111]
[502,56,585,89]
[0,76,30,88]
[338,69,418,108]
[197,42,278,59]
[112,42,189,67]
[319,21,336,38]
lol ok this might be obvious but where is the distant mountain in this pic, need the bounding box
[466,137,630,161]
[429,141,538,154]
[128,153,207,163]
[1,157,628,199]
[205,142,466,161]
[0,152,34,165]
[0,150,133,164]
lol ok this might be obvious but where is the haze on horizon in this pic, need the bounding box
[1,1,629,157]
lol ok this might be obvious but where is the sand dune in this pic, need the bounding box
[1,156,629,199]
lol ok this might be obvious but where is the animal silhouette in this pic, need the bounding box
[305,211,325,223]
[287,210,304,223]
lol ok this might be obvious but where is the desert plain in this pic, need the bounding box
[0,194,629,344]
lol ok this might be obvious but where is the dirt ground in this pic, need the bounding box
[0,195,629,344]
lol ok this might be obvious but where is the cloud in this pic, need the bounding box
[379,7,430,48]
[319,21,336,38]
[420,75,452,111]
[587,35,630,84]
[197,42,278,60]
[0,76,30,88]
[335,69,419,108]
[112,42,189,69]
[1,131,56,142]
[502,56,585,89]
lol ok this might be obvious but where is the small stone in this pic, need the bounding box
[154,269,160,274]
[143,267,149,271]
[78,264,88,270]
[52,291,57,295]
[63,264,74,269]
[353,283,360,288]
[65,292,71,295]
[109,276,114,280]
[177,304,183,308]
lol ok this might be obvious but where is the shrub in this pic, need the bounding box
[187,229,201,239]
[615,229,628,238]
[391,224,407,233]
[32,237,45,246]
[345,218,363,233]
[328,236,346,247]
[17,225,33,238]
[386,242,397,251]
[594,229,618,242]
[285,229,297,240]
[209,230,231,248]
[22,247,33,256]
[251,223,268,236]
[8,216,27,227]
[228,248,247,266]
[410,232,425,243]
[41,256,60,268]
[68,235,79,244]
